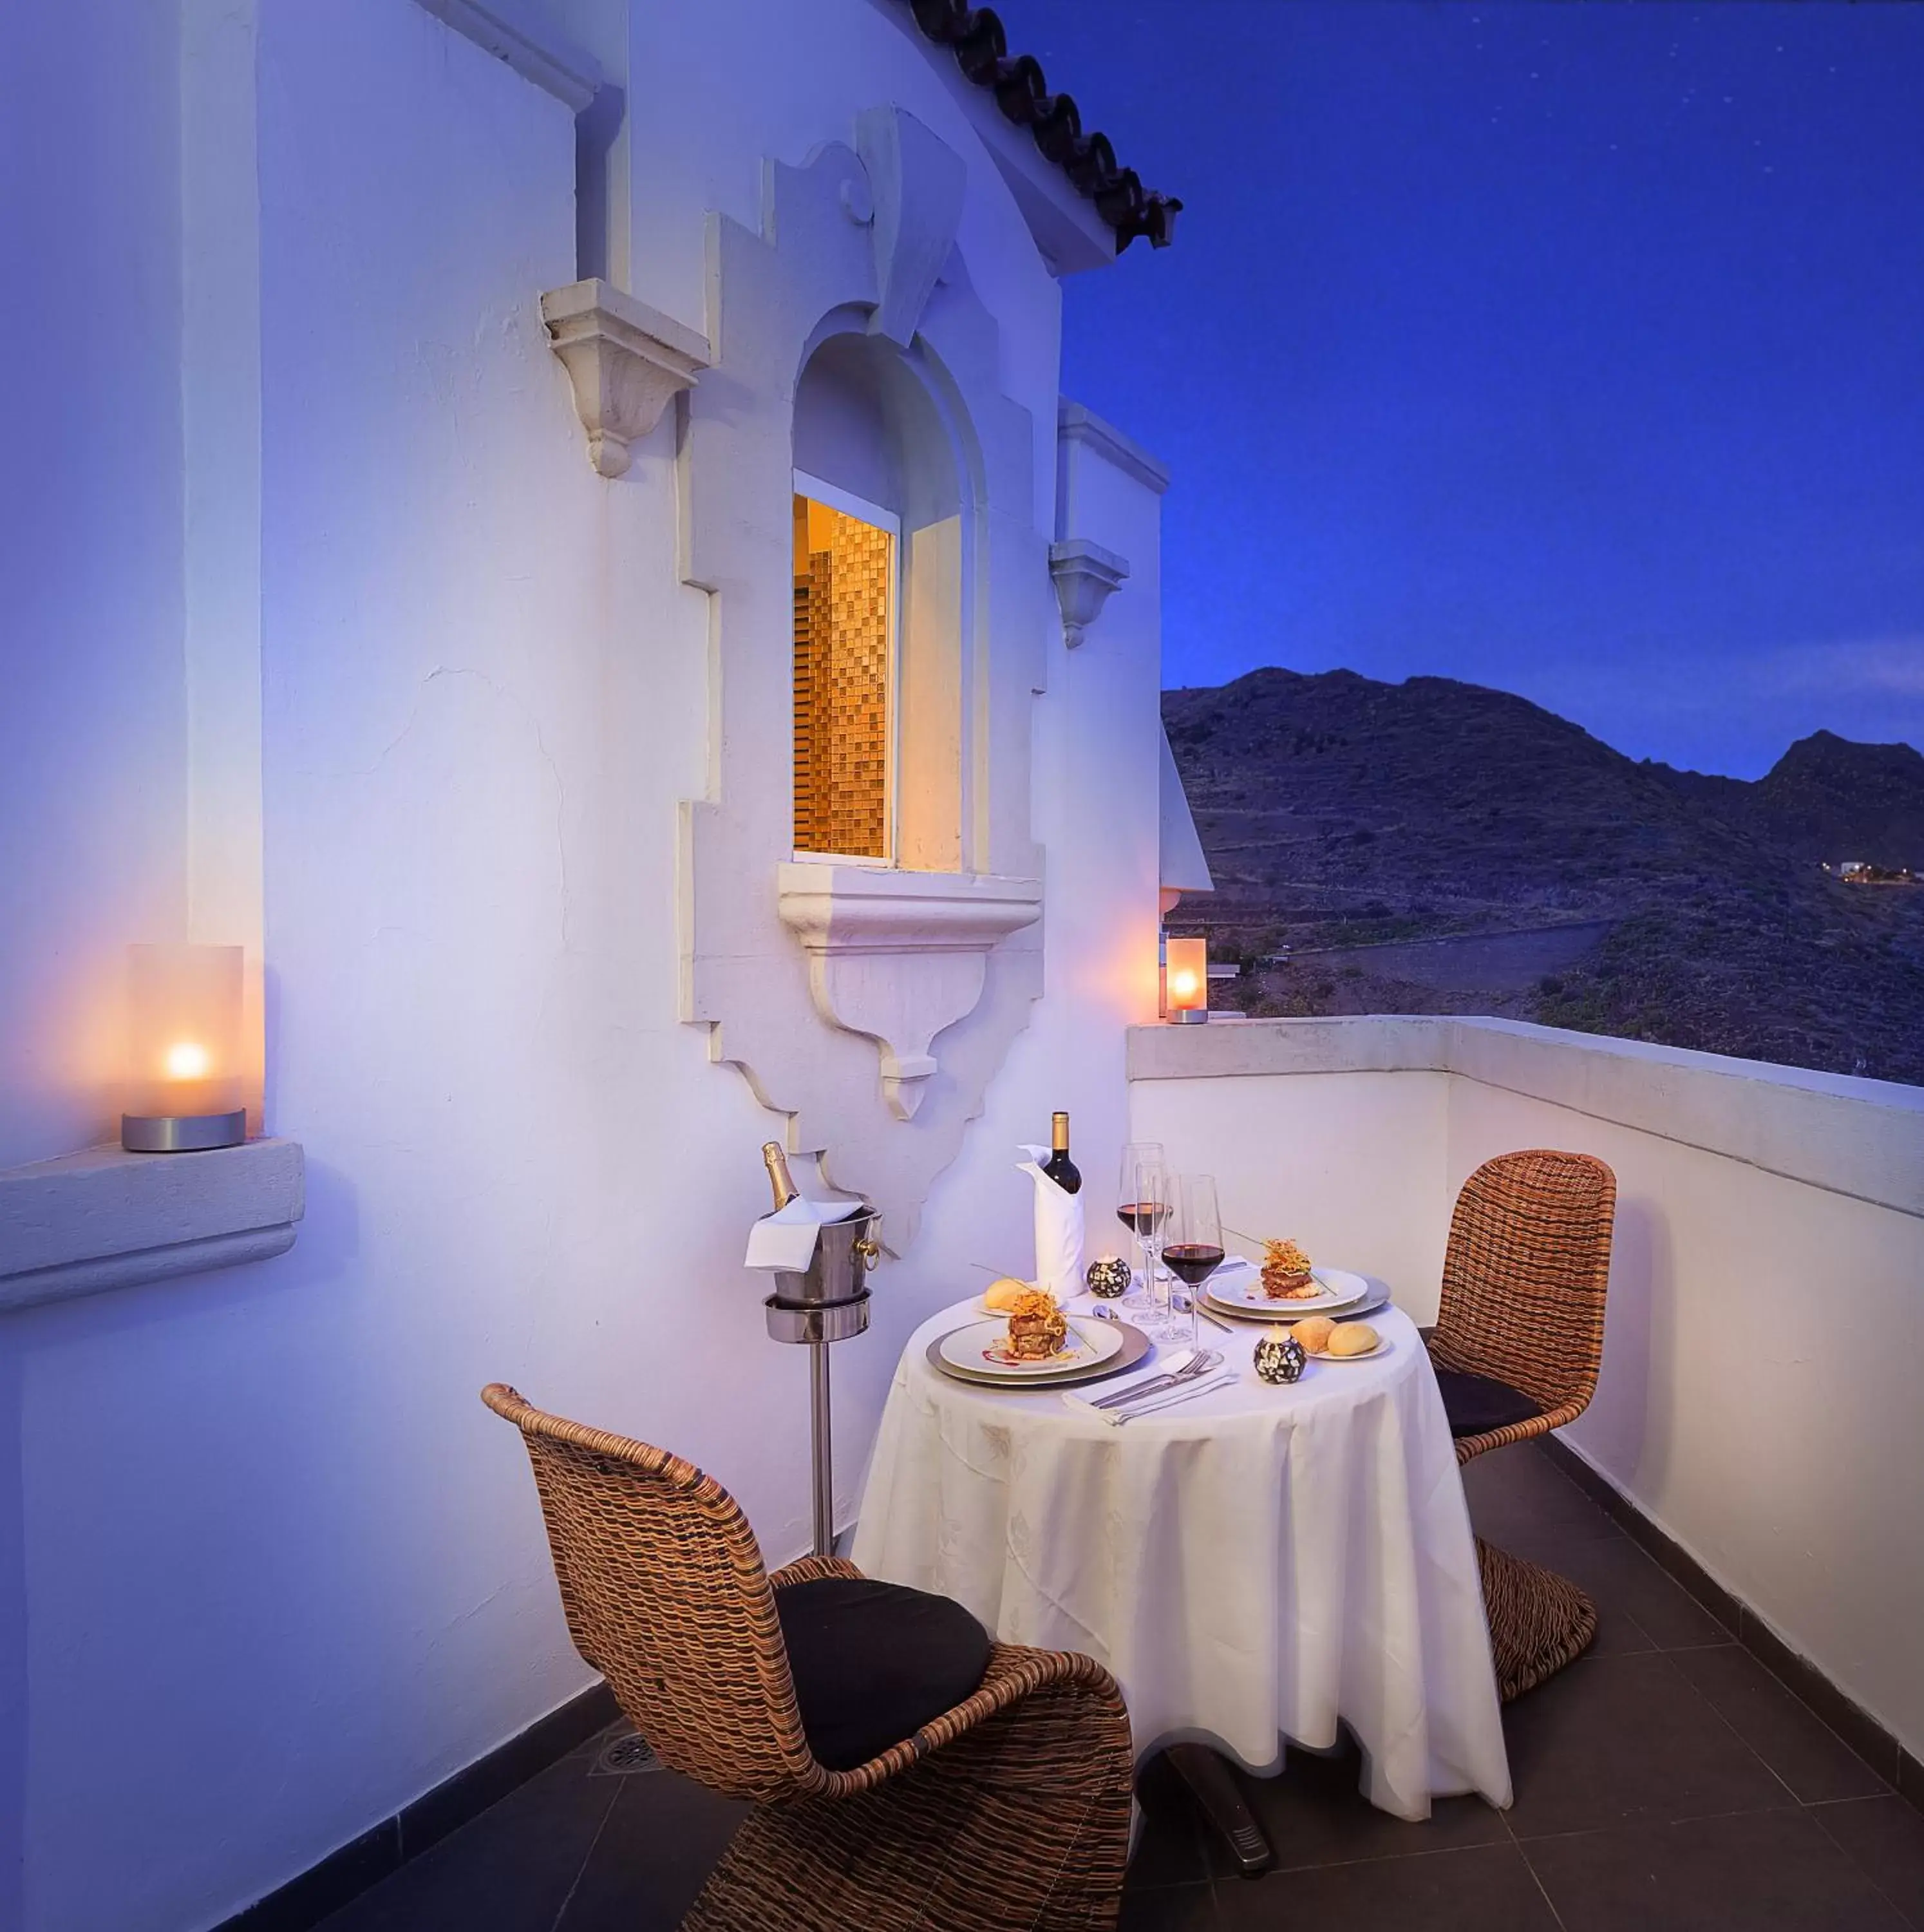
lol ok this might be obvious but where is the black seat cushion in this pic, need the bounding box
[776,1577,993,1770]
[1435,1367,1542,1439]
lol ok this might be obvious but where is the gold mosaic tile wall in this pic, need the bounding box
[793,495,892,857]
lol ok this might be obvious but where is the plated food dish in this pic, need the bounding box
[930,1310,1147,1388]
[1000,1289,1070,1362]
[1261,1237,1317,1300]
[1203,1260,1373,1318]
[939,1291,1111,1376]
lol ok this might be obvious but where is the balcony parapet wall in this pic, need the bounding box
[1127,1016,1924,1220]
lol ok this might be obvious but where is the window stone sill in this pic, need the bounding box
[0,1137,305,1314]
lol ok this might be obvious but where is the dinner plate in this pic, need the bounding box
[1203,1284,1390,1330]
[937,1313,1124,1379]
[1203,1262,1373,1318]
[928,1319,1151,1389]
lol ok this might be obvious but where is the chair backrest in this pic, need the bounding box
[1431,1150,1616,1415]
[481,1383,816,1802]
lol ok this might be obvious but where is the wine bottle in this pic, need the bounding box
[762,1141,799,1211]
[1039,1111,1082,1195]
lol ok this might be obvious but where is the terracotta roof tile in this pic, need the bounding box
[899,0,1181,251]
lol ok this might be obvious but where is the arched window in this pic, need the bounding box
[791,332,962,872]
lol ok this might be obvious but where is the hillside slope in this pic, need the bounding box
[1163,668,1924,1085]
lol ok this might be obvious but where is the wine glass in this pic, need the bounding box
[1115,1142,1167,1312]
[1162,1174,1227,1346]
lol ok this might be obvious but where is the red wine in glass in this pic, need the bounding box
[1162,1242,1225,1287]
[1117,1199,1169,1238]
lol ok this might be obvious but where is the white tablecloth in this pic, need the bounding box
[851,1296,1511,1821]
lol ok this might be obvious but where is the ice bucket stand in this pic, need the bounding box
[765,1210,880,1556]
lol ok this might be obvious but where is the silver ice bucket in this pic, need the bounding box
[769,1209,881,1309]
[761,1206,882,1557]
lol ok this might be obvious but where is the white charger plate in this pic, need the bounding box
[936,1314,1125,1381]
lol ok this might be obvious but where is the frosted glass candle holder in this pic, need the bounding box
[122,943,247,1151]
[1165,936,1209,1023]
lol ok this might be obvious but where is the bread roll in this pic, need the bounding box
[1326,1321,1380,1358]
[1291,1316,1336,1356]
[984,1276,1031,1312]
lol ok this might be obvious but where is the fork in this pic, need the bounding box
[1090,1348,1222,1412]
[1109,1370,1239,1425]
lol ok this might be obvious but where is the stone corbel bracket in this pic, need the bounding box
[1049,538,1129,647]
[777,867,1044,1120]
[541,278,711,478]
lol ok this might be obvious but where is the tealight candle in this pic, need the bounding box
[122,943,247,1151]
[1253,1325,1306,1384]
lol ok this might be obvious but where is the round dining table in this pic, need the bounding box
[850,1291,1513,1822]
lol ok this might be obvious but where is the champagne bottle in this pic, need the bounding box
[1039,1110,1082,1195]
[762,1141,799,1211]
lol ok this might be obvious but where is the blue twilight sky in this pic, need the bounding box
[1014,0,1924,779]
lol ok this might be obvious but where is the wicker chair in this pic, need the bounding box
[482,1383,1134,1931]
[1424,1150,1616,1702]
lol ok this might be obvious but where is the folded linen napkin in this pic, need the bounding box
[744,1195,865,1273]
[1016,1146,1085,1301]
[1058,1349,1197,1422]
[1106,1370,1240,1425]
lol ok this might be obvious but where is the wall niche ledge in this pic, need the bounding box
[0,1137,305,1314]
[777,865,1042,1120]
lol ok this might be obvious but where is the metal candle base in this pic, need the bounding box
[1171,1007,1210,1024]
[121,1110,247,1153]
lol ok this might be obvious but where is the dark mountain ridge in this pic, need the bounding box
[1162,667,1924,1086]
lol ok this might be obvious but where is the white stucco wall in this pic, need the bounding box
[1130,1069,1454,1317]
[1129,1018,1924,1766]
[0,1,187,1175]
[1444,1075,1924,1769]
[0,4,1169,1927]
[1,17,187,1922]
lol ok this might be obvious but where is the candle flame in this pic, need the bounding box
[164,1041,211,1080]
[1171,970,1200,999]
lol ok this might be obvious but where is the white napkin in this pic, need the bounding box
[1017,1146,1085,1301]
[744,1195,864,1273]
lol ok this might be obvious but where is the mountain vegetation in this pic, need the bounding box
[1162,668,1924,1086]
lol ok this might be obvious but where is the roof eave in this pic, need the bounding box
[869,0,1180,276]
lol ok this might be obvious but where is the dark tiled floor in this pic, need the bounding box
[319,1443,1924,1931]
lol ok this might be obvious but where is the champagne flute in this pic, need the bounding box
[1116,1142,1166,1311]
[1162,1174,1227,1347]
